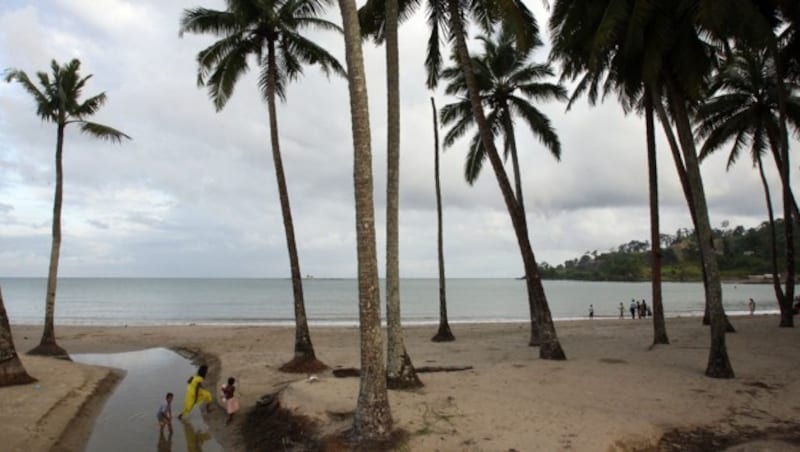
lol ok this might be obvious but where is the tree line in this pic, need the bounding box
[2,0,799,446]
[540,220,800,282]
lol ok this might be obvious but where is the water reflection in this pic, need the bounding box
[73,348,222,452]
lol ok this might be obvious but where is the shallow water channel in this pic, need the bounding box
[73,348,223,452]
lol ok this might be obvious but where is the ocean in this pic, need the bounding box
[0,278,784,327]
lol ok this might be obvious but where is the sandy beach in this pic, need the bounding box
[3,315,800,451]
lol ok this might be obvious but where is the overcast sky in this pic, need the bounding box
[0,0,795,278]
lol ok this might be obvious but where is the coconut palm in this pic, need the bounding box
[180,0,345,372]
[439,30,565,214]
[372,0,422,389]
[339,0,393,440]
[444,0,566,358]
[5,59,130,360]
[430,96,455,342]
[550,0,733,377]
[695,48,800,326]
[0,287,36,387]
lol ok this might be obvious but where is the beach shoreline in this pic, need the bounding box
[4,315,800,451]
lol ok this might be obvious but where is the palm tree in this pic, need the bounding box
[550,0,733,377]
[339,0,393,441]
[695,48,800,327]
[430,96,455,342]
[381,0,422,389]
[0,287,36,387]
[358,0,568,359]
[5,59,130,360]
[439,30,565,226]
[444,0,565,359]
[180,0,345,372]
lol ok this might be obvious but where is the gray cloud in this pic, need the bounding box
[0,0,794,278]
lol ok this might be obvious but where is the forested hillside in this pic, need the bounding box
[539,220,800,281]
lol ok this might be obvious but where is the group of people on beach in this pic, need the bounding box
[156,364,241,440]
[608,299,651,319]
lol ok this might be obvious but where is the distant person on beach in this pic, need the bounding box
[619,302,625,319]
[749,298,756,316]
[157,392,174,436]
[630,300,636,319]
[179,364,213,420]
[641,300,648,318]
[589,304,594,319]
[219,377,240,425]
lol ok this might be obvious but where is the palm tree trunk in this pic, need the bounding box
[28,123,69,360]
[266,41,324,373]
[757,155,785,306]
[501,107,525,209]
[667,82,734,379]
[0,287,36,387]
[385,0,421,390]
[767,37,795,328]
[431,97,454,342]
[447,0,561,359]
[339,0,393,440]
[653,95,734,332]
[645,90,668,345]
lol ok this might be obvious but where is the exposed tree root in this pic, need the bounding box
[27,342,71,361]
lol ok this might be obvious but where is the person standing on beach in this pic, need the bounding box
[630,300,636,319]
[589,305,594,319]
[219,377,240,425]
[178,365,213,420]
[749,298,756,316]
[157,392,174,436]
[619,302,624,319]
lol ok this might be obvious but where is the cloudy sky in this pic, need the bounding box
[0,0,794,278]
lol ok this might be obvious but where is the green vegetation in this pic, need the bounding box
[539,220,800,282]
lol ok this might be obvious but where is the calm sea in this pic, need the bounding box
[0,278,784,327]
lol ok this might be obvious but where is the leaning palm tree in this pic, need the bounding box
[358,0,567,359]
[340,0,393,441]
[5,59,130,360]
[0,287,37,387]
[695,47,800,327]
[439,30,565,217]
[180,0,345,373]
[550,0,733,377]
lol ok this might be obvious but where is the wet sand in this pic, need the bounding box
[4,315,800,451]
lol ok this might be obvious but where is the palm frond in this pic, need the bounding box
[78,121,131,143]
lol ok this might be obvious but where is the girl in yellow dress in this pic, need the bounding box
[178,364,213,419]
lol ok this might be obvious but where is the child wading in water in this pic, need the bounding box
[219,377,240,425]
[157,392,174,436]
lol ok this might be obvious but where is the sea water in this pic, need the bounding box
[0,277,784,326]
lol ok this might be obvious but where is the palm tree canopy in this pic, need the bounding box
[358,0,538,89]
[5,59,130,142]
[695,48,800,169]
[440,31,565,183]
[180,0,346,111]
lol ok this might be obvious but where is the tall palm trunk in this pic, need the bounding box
[757,155,784,305]
[430,97,454,342]
[28,122,69,360]
[339,0,393,440]
[653,95,734,332]
[447,0,562,359]
[266,41,324,373]
[667,82,734,379]
[767,37,795,328]
[385,0,422,390]
[645,90,668,345]
[501,106,525,209]
[0,287,36,387]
